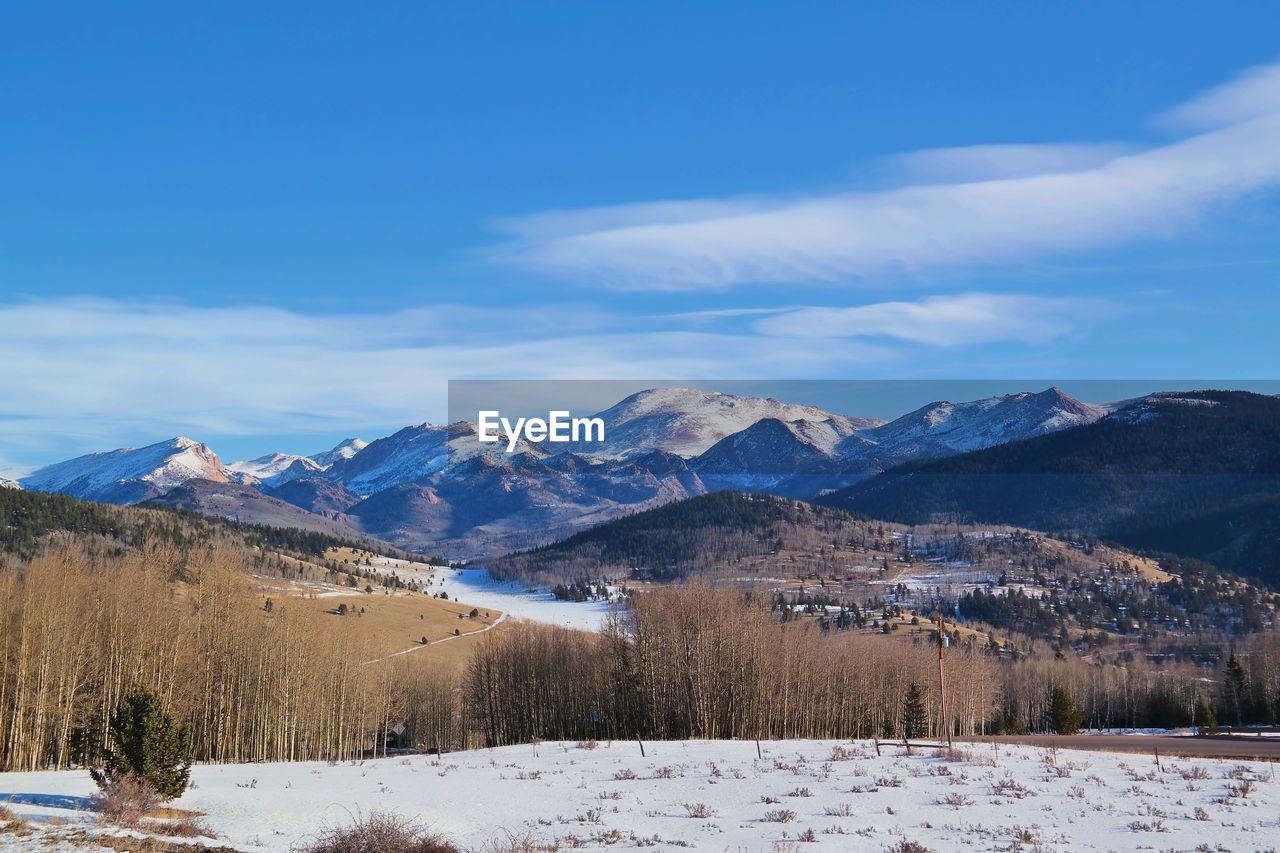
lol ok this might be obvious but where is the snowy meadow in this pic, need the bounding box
[2,739,1278,852]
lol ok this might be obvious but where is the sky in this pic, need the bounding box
[3,1,1280,469]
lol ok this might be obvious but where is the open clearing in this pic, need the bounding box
[3,739,1278,852]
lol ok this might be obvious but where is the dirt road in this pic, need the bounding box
[955,734,1280,762]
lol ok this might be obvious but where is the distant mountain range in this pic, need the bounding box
[12,385,1260,562]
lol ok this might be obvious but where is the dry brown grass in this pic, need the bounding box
[0,804,31,833]
[142,816,217,838]
[264,573,509,671]
[300,588,505,664]
[147,806,204,819]
[74,829,242,853]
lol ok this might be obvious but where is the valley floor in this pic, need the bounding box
[2,739,1278,852]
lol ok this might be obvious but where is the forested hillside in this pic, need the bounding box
[486,489,1279,674]
[0,486,408,561]
[487,490,880,582]
[821,391,1280,582]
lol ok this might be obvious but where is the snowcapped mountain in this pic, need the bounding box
[19,437,229,504]
[226,452,324,486]
[0,476,19,490]
[308,437,367,468]
[858,387,1106,460]
[227,438,369,486]
[593,388,884,459]
[324,424,450,495]
[687,387,1106,498]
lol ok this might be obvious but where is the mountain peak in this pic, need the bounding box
[309,437,369,468]
[595,387,867,459]
[19,435,228,503]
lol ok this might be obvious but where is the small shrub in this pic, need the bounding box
[992,777,1034,799]
[938,792,973,808]
[612,768,637,781]
[92,774,163,828]
[683,802,717,819]
[576,740,598,751]
[763,808,797,823]
[788,787,812,798]
[798,828,817,842]
[299,810,461,853]
[887,841,935,853]
[1228,779,1254,799]
[822,803,853,817]
[1009,826,1036,843]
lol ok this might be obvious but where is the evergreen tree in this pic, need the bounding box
[1048,685,1083,735]
[91,685,192,799]
[1194,699,1218,729]
[901,682,928,739]
[1221,654,1249,726]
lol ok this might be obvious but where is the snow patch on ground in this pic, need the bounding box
[351,557,614,630]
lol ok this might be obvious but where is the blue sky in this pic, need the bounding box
[3,2,1280,468]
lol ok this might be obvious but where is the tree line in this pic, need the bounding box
[462,584,1280,748]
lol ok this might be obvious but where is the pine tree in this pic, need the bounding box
[901,682,927,739]
[1222,654,1249,726]
[1048,686,1083,735]
[1194,699,1218,729]
[91,685,192,799]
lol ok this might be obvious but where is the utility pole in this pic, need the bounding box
[937,614,952,748]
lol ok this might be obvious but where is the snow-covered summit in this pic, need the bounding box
[227,438,370,487]
[861,386,1105,457]
[226,452,324,485]
[594,388,884,459]
[309,437,368,468]
[323,424,450,495]
[19,436,229,504]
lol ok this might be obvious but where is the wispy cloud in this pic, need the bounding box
[751,293,1107,346]
[0,292,1092,466]
[882,143,1136,184]
[489,59,1280,289]
[1156,58,1280,131]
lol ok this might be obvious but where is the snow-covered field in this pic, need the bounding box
[3,739,1278,852]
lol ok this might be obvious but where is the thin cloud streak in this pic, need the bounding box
[490,60,1280,290]
[752,293,1108,346]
